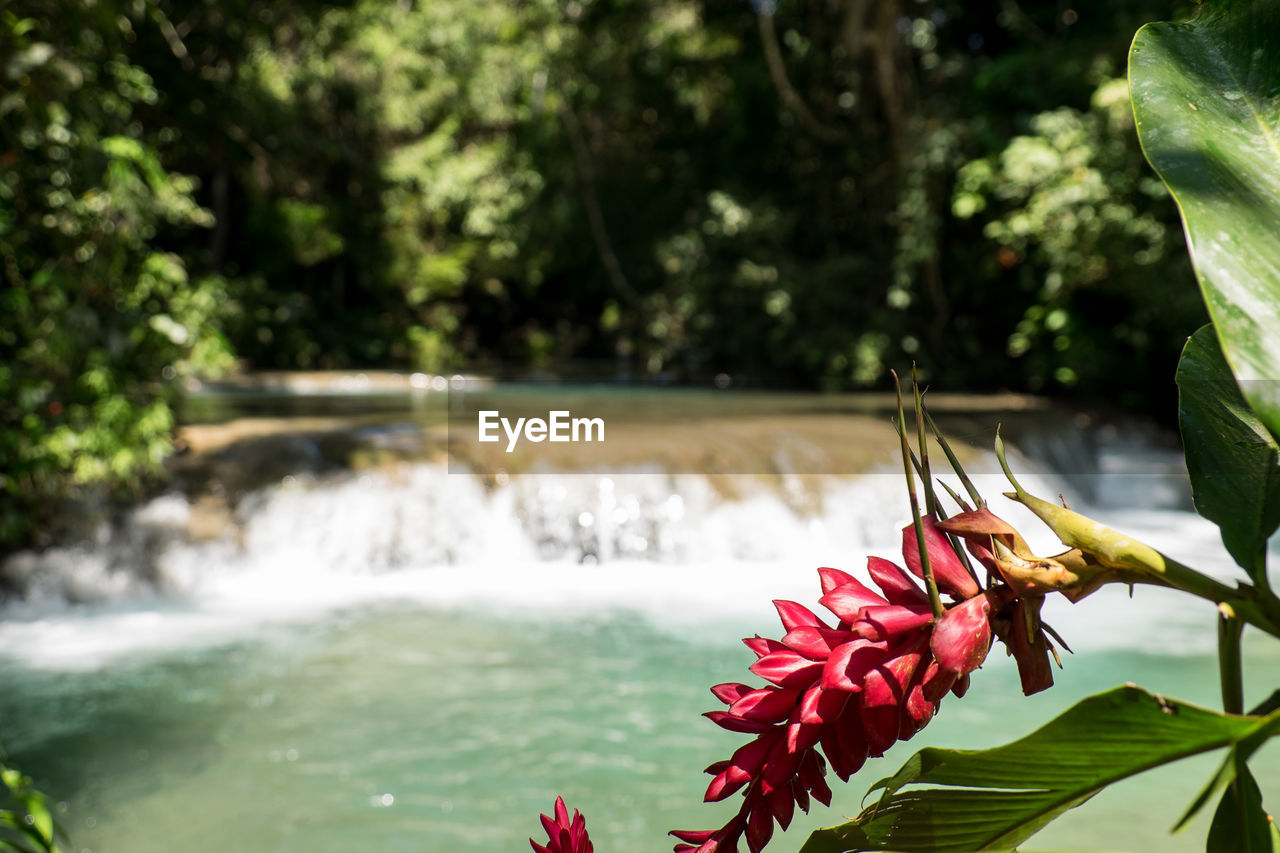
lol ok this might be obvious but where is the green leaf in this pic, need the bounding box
[1206,767,1279,853]
[0,813,42,853]
[800,686,1279,853]
[1173,704,1280,832]
[1130,0,1280,441]
[1176,325,1280,583]
[20,799,50,847]
[1248,689,1280,717]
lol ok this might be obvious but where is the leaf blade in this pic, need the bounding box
[1206,766,1279,853]
[1129,0,1280,440]
[1176,324,1280,583]
[802,686,1276,852]
[1173,705,1280,831]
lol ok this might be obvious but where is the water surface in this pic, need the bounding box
[1,387,1275,852]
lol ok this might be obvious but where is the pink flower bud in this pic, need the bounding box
[710,682,753,705]
[773,599,827,631]
[749,651,824,689]
[818,576,888,622]
[931,592,993,676]
[820,639,887,692]
[852,604,934,641]
[703,711,774,734]
[741,636,786,659]
[729,687,800,723]
[901,517,982,600]
[817,566,857,594]
[1008,597,1054,695]
[866,556,928,607]
[780,626,842,660]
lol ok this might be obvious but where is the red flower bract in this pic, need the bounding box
[671,519,993,853]
[531,796,593,853]
[937,508,1064,695]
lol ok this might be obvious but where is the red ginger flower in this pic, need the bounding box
[531,797,593,853]
[671,517,994,853]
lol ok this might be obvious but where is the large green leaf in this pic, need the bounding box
[1129,0,1280,441]
[799,686,1279,853]
[1176,325,1280,584]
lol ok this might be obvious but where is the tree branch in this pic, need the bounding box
[558,102,640,308]
[756,13,852,144]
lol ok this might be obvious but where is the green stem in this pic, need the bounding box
[1219,610,1249,851]
[936,478,971,513]
[908,447,941,520]
[912,366,937,517]
[909,447,982,589]
[893,371,943,619]
[1218,604,1244,715]
[925,409,985,508]
[994,430,1280,639]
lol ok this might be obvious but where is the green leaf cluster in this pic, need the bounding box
[802,687,1279,852]
[953,76,1200,392]
[0,4,235,552]
[0,751,63,853]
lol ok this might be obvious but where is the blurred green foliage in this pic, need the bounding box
[951,74,1204,396]
[0,748,62,853]
[0,0,1205,552]
[0,3,234,550]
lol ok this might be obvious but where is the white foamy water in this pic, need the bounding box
[0,444,1262,670]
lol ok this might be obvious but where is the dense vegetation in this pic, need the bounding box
[1,0,1203,552]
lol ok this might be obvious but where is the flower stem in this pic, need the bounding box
[1218,604,1244,715]
[893,371,943,619]
[925,409,985,508]
[912,366,937,518]
[908,446,981,589]
[994,431,1280,638]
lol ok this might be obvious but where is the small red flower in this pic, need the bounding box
[531,796,593,853]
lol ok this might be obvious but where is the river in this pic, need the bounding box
[1,380,1277,852]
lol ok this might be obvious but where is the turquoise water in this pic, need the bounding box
[2,389,1275,852]
[4,601,1278,852]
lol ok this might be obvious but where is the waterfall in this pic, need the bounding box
[0,424,1256,670]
